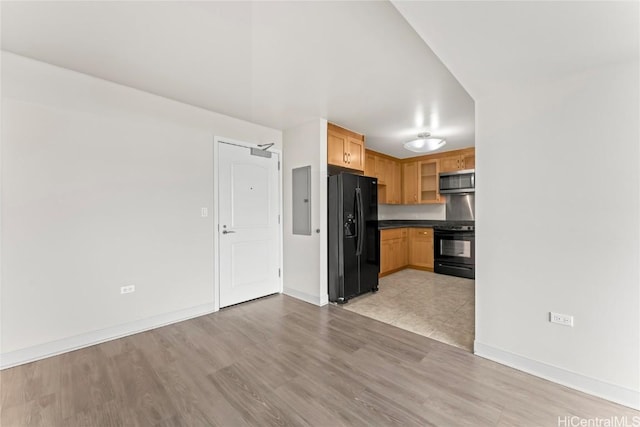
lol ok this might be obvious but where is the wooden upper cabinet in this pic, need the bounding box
[462,152,475,170]
[327,123,365,172]
[439,151,476,173]
[364,151,377,178]
[439,156,463,173]
[402,160,442,204]
[418,159,441,204]
[367,147,474,205]
[346,136,364,171]
[328,129,348,166]
[377,157,389,185]
[365,150,401,205]
[388,160,401,204]
[402,161,419,204]
[365,152,387,184]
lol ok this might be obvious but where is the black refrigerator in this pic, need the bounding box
[328,173,379,303]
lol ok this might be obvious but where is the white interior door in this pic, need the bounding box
[218,142,280,308]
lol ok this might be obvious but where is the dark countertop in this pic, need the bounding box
[378,219,474,230]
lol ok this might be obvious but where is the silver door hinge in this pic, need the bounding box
[278,268,281,278]
[278,214,280,224]
[278,161,280,171]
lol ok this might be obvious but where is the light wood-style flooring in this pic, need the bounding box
[2,294,637,426]
[343,269,475,351]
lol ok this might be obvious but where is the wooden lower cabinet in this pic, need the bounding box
[408,228,434,270]
[380,227,434,277]
[380,228,408,276]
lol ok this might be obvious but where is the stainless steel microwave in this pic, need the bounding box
[439,169,475,194]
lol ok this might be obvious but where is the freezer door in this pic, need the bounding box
[328,174,359,302]
[340,173,360,300]
[357,175,379,293]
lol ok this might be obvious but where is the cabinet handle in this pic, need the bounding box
[343,153,347,163]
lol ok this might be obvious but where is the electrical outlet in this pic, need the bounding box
[550,312,573,327]
[201,207,208,217]
[120,285,135,294]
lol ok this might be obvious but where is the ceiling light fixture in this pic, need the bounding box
[403,132,446,153]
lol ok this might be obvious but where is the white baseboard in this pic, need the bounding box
[319,293,329,307]
[474,341,640,410]
[283,287,326,306]
[1,303,215,370]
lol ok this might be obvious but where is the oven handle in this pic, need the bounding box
[435,232,475,238]
[436,263,474,271]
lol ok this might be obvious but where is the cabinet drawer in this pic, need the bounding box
[409,228,433,239]
[380,228,407,241]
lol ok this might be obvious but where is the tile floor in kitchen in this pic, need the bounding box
[342,269,475,351]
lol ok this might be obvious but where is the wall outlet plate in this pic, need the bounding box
[120,285,135,294]
[550,311,573,327]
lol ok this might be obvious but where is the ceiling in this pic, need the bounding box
[3,2,637,159]
[391,1,639,100]
[0,1,474,159]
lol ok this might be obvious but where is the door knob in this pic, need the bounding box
[222,230,236,234]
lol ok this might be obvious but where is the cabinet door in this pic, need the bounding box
[393,161,402,204]
[399,236,408,267]
[384,159,394,204]
[387,239,397,271]
[439,155,462,173]
[381,229,407,273]
[419,160,441,203]
[364,151,377,178]
[402,161,419,204]
[409,228,434,268]
[347,136,364,171]
[328,129,347,167]
[377,157,388,185]
[380,239,393,274]
[462,153,475,170]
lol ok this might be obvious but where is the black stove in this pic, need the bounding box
[433,224,475,232]
[433,225,475,279]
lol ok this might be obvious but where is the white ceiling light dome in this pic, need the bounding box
[403,132,446,153]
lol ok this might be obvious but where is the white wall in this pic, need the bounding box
[475,60,640,409]
[0,52,282,367]
[378,203,445,220]
[282,119,328,306]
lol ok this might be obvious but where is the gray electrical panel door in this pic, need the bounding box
[292,166,311,235]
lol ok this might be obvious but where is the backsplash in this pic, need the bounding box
[378,203,446,220]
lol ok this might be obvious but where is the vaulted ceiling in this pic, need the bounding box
[392,1,639,100]
[2,1,637,158]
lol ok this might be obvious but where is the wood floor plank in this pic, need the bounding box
[207,362,308,427]
[2,294,637,427]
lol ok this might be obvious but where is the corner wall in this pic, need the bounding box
[475,60,640,409]
[0,52,282,367]
[282,119,328,306]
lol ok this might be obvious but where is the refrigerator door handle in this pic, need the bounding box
[355,187,364,256]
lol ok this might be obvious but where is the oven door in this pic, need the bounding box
[434,230,474,265]
[434,230,475,279]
